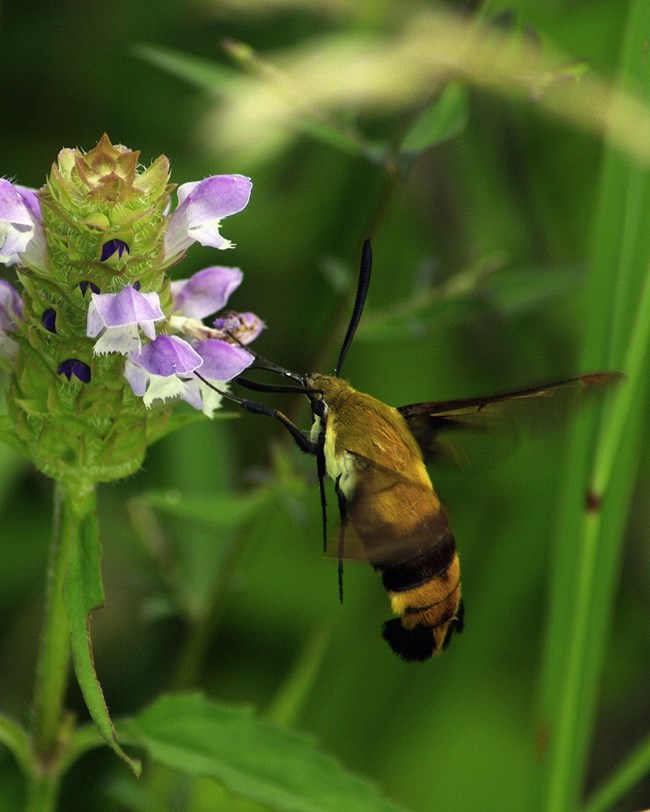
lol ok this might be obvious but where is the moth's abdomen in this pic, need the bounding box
[376,530,464,662]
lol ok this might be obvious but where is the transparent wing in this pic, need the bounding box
[323,450,449,566]
[398,372,623,467]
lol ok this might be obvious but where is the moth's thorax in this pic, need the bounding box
[307,374,431,499]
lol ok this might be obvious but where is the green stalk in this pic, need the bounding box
[536,1,650,808]
[28,481,97,809]
[583,733,650,812]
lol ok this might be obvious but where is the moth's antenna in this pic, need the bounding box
[236,377,309,396]
[225,333,304,384]
[334,239,372,377]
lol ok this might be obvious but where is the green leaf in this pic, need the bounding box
[0,416,28,458]
[119,694,408,812]
[480,261,585,313]
[135,487,272,531]
[63,502,141,777]
[400,82,469,156]
[584,732,650,812]
[145,406,240,449]
[358,261,582,343]
[132,43,239,93]
[0,715,31,776]
[296,117,387,163]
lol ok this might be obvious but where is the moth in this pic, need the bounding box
[199,241,621,660]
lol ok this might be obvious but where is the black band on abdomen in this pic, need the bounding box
[376,532,456,592]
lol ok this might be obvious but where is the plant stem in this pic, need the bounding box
[536,1,650,806]
[29,481,97,805]
[24,772,61,812]
[583,732,650,812]
[32,483,72,757]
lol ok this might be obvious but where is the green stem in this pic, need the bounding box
[32,483,72,757]
[583,732,650,812]
[29,481,97,807]
[24,773,61,812]
[537,3,650,807]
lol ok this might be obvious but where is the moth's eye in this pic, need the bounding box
[312,399,327,418]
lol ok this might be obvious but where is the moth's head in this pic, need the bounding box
[305,373,352,422]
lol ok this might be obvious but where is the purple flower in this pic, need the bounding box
[100,238,129,262]
[164,175,252,260]
[77,181,259,415]
[194,339,254,380]
[79,281,100,296]
[0,180,46,269]
[42,308,57,333]
[58,359,91,383]
[0,279,22,364]
[171,266,243,319]
[0,279,23,329]
[168,266,264,346]
[86,286,165,355]
[124,332,254,416]
[212,311,264,345]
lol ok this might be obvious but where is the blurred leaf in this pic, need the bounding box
[265,624,331,728]
[358,261,583,342]
[295,117,386,162]
[0,715,31,776]
[147,407,240,448]
[132,44,239,93]
[0,417,28,459]
[221,38,387,163]
[481,262,585,313]
[136,41,386,163]
[400,83,469,156]
[129,486,276,625]
[201,7,650,167]
[135,486,272,530]
[584,731,650,812]
[119,694,408,812]
[63,500,141,776]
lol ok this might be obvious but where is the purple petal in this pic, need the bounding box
[0,279,23,329]
[58,359,91,383]
[178,378,204,410]
[42,308,57,333]
[176,174,252,214]
[100,238,130,261]
[0,179,42,265]
[213,311,264,345]
[88,287,164,331]
[14,185,42,222]
[194,338,254,381]
[164,174,252,259]
[79,281,101,296]
[0,180,35,227]
[124,358,188,406]
[123,359,148,396]
[0,332,19,364]
[130,334,202,377]
[171,266,243,319]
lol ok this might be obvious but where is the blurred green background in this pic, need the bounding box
[1,1,648,810]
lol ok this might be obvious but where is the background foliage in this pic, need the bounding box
[1,1,649,810]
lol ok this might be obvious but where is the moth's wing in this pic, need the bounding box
[324,519,368,562]
[398,372,623,467]
[324,450,448,565]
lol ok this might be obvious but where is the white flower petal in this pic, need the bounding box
[93,324,142,356]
